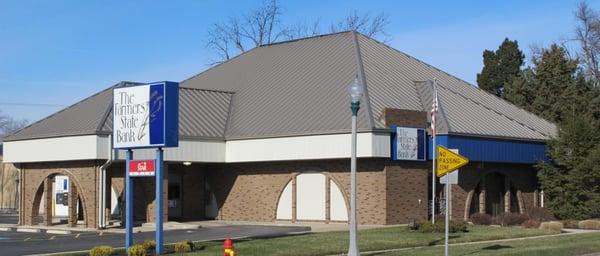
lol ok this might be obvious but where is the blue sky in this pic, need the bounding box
[1,0,598,122]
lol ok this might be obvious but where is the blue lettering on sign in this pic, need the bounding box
[63,179,68,190]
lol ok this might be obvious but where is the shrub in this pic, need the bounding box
[450,220,469,233]
[527,207,556,222]
[539,221,563,232]
[522,219,540,229]
[578,219,600,230]
[469,213,493,225]
[493,212,529,226]
[142,240,156,251]
[127,244,146,256]
[562,219,580,229]
[89,246,113,256]
[416,220,468,233]
[174,240,193,253]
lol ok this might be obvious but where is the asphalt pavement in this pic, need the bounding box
[0,224,310,256]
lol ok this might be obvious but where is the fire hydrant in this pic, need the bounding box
[223,238,236,256]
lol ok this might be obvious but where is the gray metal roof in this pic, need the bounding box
[5,83,233,141]
[6,31,556,142]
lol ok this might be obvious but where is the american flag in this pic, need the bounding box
[430,80,439,137]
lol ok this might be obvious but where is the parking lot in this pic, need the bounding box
[0,224,310,255]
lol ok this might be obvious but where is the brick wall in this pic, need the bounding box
[204,159,429,225]
[385,161,429,224]
[452,162,539,220]
[20,161,100,228]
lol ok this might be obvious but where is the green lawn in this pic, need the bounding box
[378,232,600,256]
[185,225,557,256]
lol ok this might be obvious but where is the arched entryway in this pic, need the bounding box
[29,172,88,227]
[467,172,522,217]
[275,173,348,222]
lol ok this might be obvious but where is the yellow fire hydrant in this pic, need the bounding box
[223,238,236,256]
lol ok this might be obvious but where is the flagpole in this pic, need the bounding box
[431,79,438,224]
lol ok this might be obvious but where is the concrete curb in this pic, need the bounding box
[16,228,41,233]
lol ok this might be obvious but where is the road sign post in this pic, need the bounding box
[437,145,469,256]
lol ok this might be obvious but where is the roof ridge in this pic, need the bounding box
[352,31,375,129]
[259,31,352,47]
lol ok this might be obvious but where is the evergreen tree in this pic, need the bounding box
[477,38,524,97]
[504,68,535,112]
[537,114,600,219]
[530,44,581,123]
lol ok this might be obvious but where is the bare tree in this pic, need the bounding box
[206,0,391,64]
[207,0,285,64]
[330,11,391,42]
[0,111,27,142]
[574,1,600,86]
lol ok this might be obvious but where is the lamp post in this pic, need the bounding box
[347,77,364,256]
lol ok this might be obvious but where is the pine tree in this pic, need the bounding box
[530,45,580,123]
[477,38,524,97]
[537,114,600,219]
[504,68,535,112]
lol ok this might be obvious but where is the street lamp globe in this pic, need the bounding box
[348,78,364,103]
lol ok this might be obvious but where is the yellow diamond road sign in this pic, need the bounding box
[437,145,469,177]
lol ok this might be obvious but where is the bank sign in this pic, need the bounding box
[391,126,426,161]
[113,82,179,149]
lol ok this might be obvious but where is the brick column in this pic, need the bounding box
[464,190,474,220]
[533,190,539,207]
[43,177,53,226]
[68,180,78,227]
[479,177,486,214]
[504,176,511,212]
[517,190,525,214]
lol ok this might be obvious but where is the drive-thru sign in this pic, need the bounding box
[113,81,179,255]
[437,145,469,177]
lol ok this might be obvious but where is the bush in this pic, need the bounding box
[469,213,493,225]
[578,219,600,230]
[416,220,468,233]
[522,219,540,229]
[127,245,146,256]
[527,207,556,222]
[539,221,563,232]
[142,240,156,251]
[174,240,193,253]
[89,246,113,256]
[493,212,529,226]
[562,219,580,229]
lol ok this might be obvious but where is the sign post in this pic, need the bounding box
[125,149,133,249]
[113,82,179,255]
[437,145,469,256]
[156,148,164,253]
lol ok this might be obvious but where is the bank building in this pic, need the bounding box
[2,31,554,229]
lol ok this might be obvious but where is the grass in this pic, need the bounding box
[184,225,557,256]
[378,232,600,256]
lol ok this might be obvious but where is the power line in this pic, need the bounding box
[0,102,66,107]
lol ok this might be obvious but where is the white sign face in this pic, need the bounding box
[440,149,459,184]
[113,85,151,148]
[395,127,425,161]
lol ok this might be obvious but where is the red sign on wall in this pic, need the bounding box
[129,160,156,177]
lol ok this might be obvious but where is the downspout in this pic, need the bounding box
[99,135,115,229]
